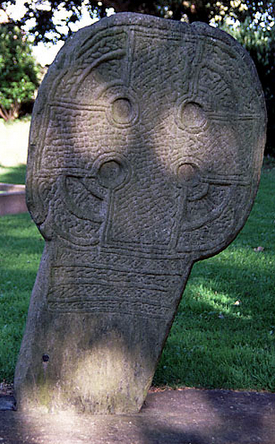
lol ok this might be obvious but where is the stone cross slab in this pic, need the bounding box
[15,13,266,414]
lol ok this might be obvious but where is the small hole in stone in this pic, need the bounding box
[42,354,50,362]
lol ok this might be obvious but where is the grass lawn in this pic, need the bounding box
[0,164,27,184]
[0,162,275,391]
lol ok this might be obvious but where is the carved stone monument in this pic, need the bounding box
[15,13,266,414]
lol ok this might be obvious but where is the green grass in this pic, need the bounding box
[0,163,275,391]
[0,164,26,184]
[0,213,44,381]
[0,163,43,381]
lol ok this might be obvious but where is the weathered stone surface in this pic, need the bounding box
[14,13,266,414]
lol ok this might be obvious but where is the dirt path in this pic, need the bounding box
[1,388,275,443]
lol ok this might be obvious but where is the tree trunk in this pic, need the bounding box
[0,102,20,121]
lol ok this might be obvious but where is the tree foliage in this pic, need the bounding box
[222,19,275,156]
[0,23,40,121]
[2,0,274,44]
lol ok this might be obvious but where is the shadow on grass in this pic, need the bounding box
[0,164,26,185]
